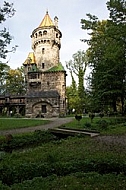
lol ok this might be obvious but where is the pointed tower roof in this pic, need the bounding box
[39,11,54,27]
[23,52,36,65]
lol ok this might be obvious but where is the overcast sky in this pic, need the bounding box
[1,0,109,86]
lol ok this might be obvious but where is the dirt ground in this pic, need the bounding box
[94,135,126,146]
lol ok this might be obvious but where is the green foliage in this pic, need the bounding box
[6,67,26,95]
[97,120,108,130]
[99,112,104,118]
[81,0,126,114]
[0,1,16,59]
[66,85,78,114]
[89,112,95,122]
[66,50,88,113]
[1,172,125,189]
[84,122,92,128]
[0,130,56,153]
[65,116,126,135]
[0,117,126,189]
[0,63,10,94]
[0,135,126,187]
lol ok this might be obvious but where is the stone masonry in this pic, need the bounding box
[23,11,66,118]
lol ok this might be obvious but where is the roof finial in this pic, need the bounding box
[46,9,48,14]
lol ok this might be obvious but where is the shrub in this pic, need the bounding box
[99,112,104,118]
[97,120,108,130]
[0,131,57,152]
[84,122,92,129]
[89,112,95,122]
[75,115,82,122]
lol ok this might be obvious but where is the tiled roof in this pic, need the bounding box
[23,52,36,65]
[39,11,54,27]
[46,63,65,72]
[27,90,60,98]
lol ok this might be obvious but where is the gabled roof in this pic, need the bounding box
[39,11,54,27]
[23,52,36,65]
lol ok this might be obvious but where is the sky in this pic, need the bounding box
[1,0,109,86]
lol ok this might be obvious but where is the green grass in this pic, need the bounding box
[0,118,50,130]
[63,116,126,135]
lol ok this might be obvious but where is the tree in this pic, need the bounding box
[66,50,88,113]
[6,67,26,95]
[0,1,16,60]
[0,63,10,94]
[81,0,126,114]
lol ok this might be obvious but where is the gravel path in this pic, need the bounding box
[95,135,126,146]
[0,117,74,136]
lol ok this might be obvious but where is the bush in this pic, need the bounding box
[0,158,126,186]
[89,112,95,122]
[84,122,92,129]
[99,112,104,118]
[97,120,108,130]
[0,130,57,152]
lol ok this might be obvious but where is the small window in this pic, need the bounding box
[42,48,45,54]
[43,30,47,35]
[42,63,44,69]
[42,105,46,113]
[56,33,58,38]
[39,31,42,36]
[30,73,37,79]
[63,100,65,108]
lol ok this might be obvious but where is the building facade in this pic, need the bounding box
[23,11,66,117]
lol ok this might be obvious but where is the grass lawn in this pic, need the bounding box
[0,118,50,130]
[64,116,126,135]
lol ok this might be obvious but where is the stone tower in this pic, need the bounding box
[23,11,66,118]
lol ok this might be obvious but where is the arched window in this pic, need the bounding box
[39,31,42,36]
[43,30,47,35]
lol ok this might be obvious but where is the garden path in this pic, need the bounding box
[0,117,74,136]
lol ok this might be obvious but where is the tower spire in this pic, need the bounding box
[39,11,54,27]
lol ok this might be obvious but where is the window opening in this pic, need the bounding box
[43,30,47,35]
[42,63,44,69]
[42,48,45,54]
[42,105,46,113]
